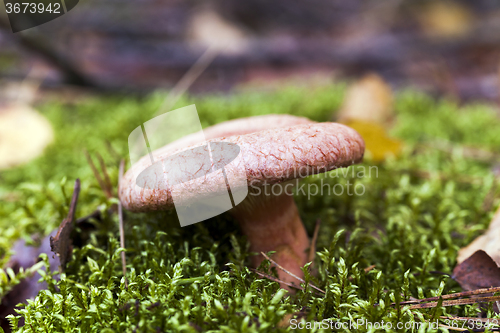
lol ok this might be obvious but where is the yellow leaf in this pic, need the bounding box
[343,120,402,162]
[0,104,54,169]
[338,73,393,124]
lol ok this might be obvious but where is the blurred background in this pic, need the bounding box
[2,0,500,101]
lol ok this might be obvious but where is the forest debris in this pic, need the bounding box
[118,160,128,288]
[84,150,113,199]
[307,219,321,263]
[260,252,325,294]
[337,73,394,125]
[50,179,81,270]
[342,120,402,161]
[187,5,249,54]
[0,104,54,170]
[409,295,500,310]
[337,74,402,161]
[458,208,500,265]
[453,250,500,292]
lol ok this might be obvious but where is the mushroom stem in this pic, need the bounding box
[230,184,309,285]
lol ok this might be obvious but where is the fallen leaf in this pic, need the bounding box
[187,6,249,54]
[458,206,500,265]
[0,103,54,170]
[337,74,402,162]
[452,250,500,291]
[337,73,393,125]
[50,179,81,270]
[342,120,402,162]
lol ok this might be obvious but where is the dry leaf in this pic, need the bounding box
[0,104,54,170]
[337,74,402,162]
[458,206,500,265]
[342,120,402,162]
[187,6,249,54]
[452,250,500,291]
[337,73,393,125]
[50,179,80,270]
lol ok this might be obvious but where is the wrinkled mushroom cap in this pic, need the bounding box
[119,115,365,212]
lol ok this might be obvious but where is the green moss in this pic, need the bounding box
[1,85,499,332]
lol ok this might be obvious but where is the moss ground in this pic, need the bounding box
[1,85,499,332]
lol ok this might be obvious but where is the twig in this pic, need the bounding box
[96,152,113,197]
[440,316,499,323]
[105,141,122,163]
[118,159,128,288]
[409,295,500,309]
[398,286,500,306]
[156,46,219,116]
[84,150,113,199]
[308,219,321,263]
[260,252,325,294]
[250,269,304,291]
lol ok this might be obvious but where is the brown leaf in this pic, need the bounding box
[337,74,402,162]
[452,250,500,291]
[50,179,81,270]
[458,206,500,265]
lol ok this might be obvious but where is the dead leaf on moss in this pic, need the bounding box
[458,206,500,265]
[453,250,500,291]
[338,73,393,125]
[337,74,402,162]
[342,120,402,161]
[50,179,80,270]
[0,103,54,170]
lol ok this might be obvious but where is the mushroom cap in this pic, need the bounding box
[120,115,365,213]
[148,114,314,157]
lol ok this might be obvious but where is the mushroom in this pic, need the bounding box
[119,114,365,284]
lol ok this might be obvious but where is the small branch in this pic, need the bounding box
[260,252,325,294]
[96,152,113,197]
[84,150,113,199]
[398,286,500,306]
[118,159,128,288]
[250,268,304,291]
[409,295,500,309]
[308,219,321,263]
